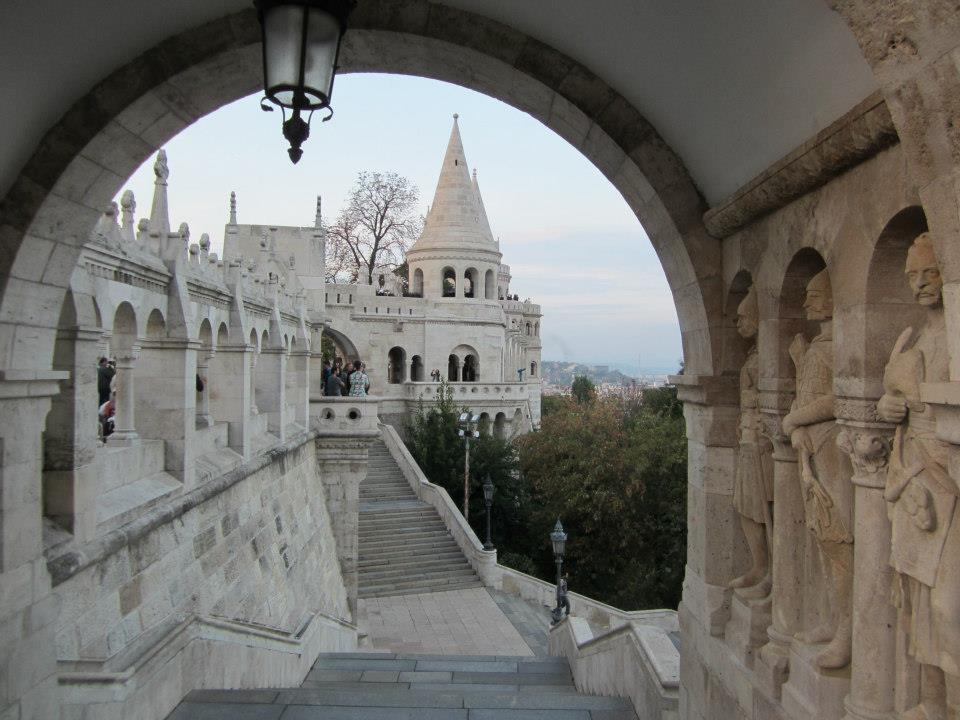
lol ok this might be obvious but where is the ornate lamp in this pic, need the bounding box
[550,518,568,624]
[482,476,495,551]
[255,0,355,163]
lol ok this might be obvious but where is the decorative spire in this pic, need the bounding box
[229,191,237,224]
[407,114,497,253]
[472,168,494,243]
[314,195,322,228]
[148,149,170,236]
[120,190,136,242]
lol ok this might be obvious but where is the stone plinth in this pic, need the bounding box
[781,641,851,720]
[726,593,772,670]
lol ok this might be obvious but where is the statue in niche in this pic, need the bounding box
[782,268,854,669]
[877,232,957,720]
[728,285,774,598]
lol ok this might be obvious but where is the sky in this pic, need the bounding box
[117,73,682,374]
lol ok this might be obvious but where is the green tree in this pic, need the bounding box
[571,375,595,404]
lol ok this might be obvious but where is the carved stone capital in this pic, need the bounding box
[836,426,894,489]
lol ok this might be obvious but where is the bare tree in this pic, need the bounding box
[325,171,423,285]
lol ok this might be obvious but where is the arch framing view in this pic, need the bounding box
[4,3,960,720]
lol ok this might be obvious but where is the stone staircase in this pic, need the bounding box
[359,438,482,598]
[168,652,638,719]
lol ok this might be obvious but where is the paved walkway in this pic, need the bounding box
[357,587,536,656]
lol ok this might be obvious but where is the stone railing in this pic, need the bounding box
[549,616,679,720]
[406,381,528,402]
[310,397,380,436]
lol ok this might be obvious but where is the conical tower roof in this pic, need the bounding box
[472,169,496,247]
[408,115,498,254]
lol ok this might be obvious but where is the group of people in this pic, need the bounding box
[321,358,370,397]
[97,356,117,438]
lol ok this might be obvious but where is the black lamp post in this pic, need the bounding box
[255,0,355,163]
[482,475,495,551]
[550,519,568,624]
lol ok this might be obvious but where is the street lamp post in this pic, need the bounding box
[482,475,495,551]
[458,412,480,519]
[550,519,568,624]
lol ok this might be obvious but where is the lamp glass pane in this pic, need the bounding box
[302,7,340,106]
[263,4,305,106]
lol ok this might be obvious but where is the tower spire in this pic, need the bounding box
[229,191,237,224]
[148,149,170,236]
[472,168,494,243]
[314,195,322,228]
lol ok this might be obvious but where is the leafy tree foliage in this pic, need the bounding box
[571,375,596,404]
[515,385,687,609]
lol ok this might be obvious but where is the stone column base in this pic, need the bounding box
[756,627,793,699]
[781,640,851,720]
[726,592,773,670]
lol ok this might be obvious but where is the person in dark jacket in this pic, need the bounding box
[97,357,115,405]
[324,369,344,396]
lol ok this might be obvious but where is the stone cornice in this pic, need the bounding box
[703,92,899,238]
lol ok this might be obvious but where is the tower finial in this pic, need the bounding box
[453,113,459,122]
[314,195,322,228]
[148,149,170,236]
[229,191,237,224]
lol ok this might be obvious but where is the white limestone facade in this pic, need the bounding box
[225,115,543,435]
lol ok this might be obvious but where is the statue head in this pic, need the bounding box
[905,232,943,308]
[803,269,833,321]
[736,285,759,339]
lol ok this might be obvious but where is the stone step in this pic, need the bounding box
[359,525,450,539]
[359,518,446,532]
[360,507,437,520]
[359,577,485,598]
[359,562,475,583]
[358,547,463,566]
[359,535,459,553]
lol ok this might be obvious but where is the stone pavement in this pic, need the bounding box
[358,587,535,656]
[486,589,554,657]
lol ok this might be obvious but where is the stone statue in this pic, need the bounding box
[782,268,854,669]
[876,232,957,719]
[728,285,774,597]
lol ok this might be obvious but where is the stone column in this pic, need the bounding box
[249,350,259,415]
[288,348,310,428]
[836,422,897,720]
[109,349,140,444]
[196,348,214,428]
[42,325,101,541]
[0,372,68,720]
[756,381,804,698]
[135,338,198,486]
[209,343,253,458]
[255,347,287,441]
[315,430,378,620]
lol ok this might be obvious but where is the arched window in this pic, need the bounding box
[484,269,495,299]
[525,322,531,336]
[447,354,461,381]
[464,268,479,298]
[534,322,539,336]
[442,267,456,297]
[411,268,424,297]
[410,355,424,382]
[530,361,537,377]
[388,347,406,384]
[462,354,479,382]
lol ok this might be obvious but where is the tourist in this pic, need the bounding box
[321,360,332,386]
[557,573,571,618]
[338,362,351,395]
[97,357,115,405]
[324,367,344,396]
[349,360,370,397]
[99,392,115,439]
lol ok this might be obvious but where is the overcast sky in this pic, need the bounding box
[117,73,682,374]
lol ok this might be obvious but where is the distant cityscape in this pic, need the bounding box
[538,360,674,396]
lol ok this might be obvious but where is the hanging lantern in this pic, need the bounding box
[255,0,355,163]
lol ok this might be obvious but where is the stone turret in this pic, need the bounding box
[406,115,502,300]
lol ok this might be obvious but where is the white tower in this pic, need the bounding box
[406,114,503,300]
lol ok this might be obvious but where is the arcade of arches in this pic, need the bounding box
[4,3,960,720]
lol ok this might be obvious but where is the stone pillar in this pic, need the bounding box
[315,431,378,620]
[209,343,253,458]
[288,348,310,427]
[109,350,140,444]
[196,348,214,428]
[256,348,287,440]
[756,381,804,698]
[0,372,67,720]
[249,351,259,416]
[42,325,101,541]
[835,422,897,720]
[136,338,198,486]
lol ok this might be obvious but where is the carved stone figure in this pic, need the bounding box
[782,268,854,669]
[877,233,958,720]
[729,285,774,597]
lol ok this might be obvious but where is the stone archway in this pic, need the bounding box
[0,1,720,382]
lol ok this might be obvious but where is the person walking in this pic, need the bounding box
[349,360,370,397]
